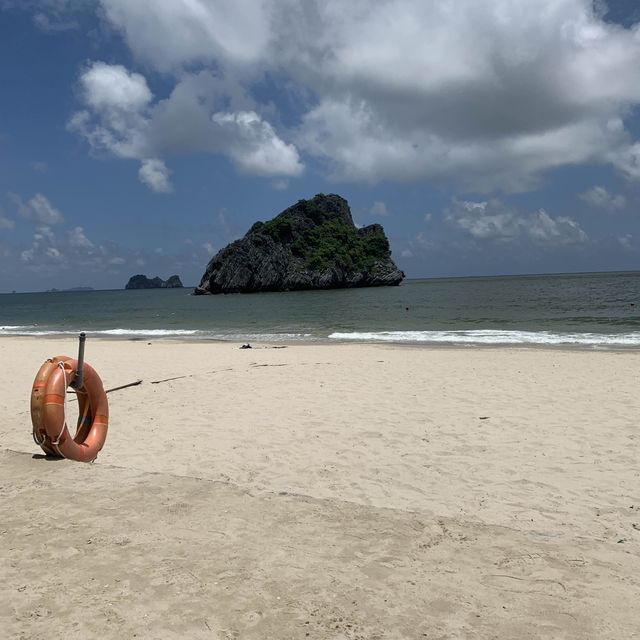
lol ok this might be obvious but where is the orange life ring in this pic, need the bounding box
[31,355,109,462]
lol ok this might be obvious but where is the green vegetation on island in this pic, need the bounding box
[195,193,403,294]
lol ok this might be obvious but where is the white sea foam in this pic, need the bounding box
[328,330,640,347]
[98,329,199,336]
[0,325,38,335]
[0,326,199,337]
[3,324,639,347]
[0,326,312,341]
[214,332,313,342]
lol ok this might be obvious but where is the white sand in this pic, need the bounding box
[1,337,639,638]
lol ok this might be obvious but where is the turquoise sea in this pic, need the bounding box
[1,271,640,347]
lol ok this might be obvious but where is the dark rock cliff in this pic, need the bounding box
[195,194,404,295]
[125,274,183,289]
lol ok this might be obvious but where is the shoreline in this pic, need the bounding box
[2,333,640,353]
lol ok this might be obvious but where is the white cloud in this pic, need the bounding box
[146,71,252,153]
[29,194,65,224]
[86,0,640,191]
[446,199,520,240]
[100,0,272,72]
[370,201,389,217]
[68,226,94,249]
[69,64,303,187]
[138,159,173,193]
[445,198,589,245]
[11,216,193,282]
[16,218,120,276]
[527,210,589,246]
[0,205,15,229]
[619,234,633,249]
[20,225,64,266]
[211,111,303,176]
[413,231,436,251]
[33,11,78,32]
[45,246,63,262]
[68,62,153,160]
[34,226,56,247]
[608,142,640,180]
[579,185,626,211]
[82,62,152,112]
[1,0,90,22]
[297,100,630,190]
[1,0,89,11]
[12,193,65,224]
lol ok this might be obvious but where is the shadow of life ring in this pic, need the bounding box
[31,355,109,462]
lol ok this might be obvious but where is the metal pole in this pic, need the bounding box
[75,332,86,389]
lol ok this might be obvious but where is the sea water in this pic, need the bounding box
[1,271,640,348]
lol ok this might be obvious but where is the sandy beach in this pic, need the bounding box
[1,337,639,639]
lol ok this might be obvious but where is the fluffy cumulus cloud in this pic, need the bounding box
[0,190,225,290]
[618,233,633,249]
[0,205,15,229]
[445,199,589,245]
[76,0,640,192]
[11,218,214,287]
[33,11,78,32]
[8,195,117,276]
[68,225,94,249]
[99,0,273,72]
[1,0,87,34]
[81,61,152,113]
[20,225,63,266]
[210,111,303,176]
[138,159,173,193]
[370,201,389,217]
[579,185,627,211]
[67,62,154,160]
[11,193,65,224]
[69,63,303,189]
[607,142,640,180]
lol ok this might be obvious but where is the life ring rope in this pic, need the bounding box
[32,428,46,447]
[51,361,68,447]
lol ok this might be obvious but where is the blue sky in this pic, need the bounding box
[1,0,639,292]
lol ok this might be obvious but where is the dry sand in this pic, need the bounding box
[1,337,639,639]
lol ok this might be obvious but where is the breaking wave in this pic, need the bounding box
[328,330,640,347]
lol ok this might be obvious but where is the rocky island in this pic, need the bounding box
[195,194,403,295]
[125,274,183,289]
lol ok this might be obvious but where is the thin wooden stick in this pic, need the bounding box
[150,368,234,385]
[105,380,143,393]
[62,379,142,403]
[150,375,187,385]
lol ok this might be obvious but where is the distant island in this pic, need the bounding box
[195,194,404,295]
[125,275,183,290]
[46,286,95,292]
